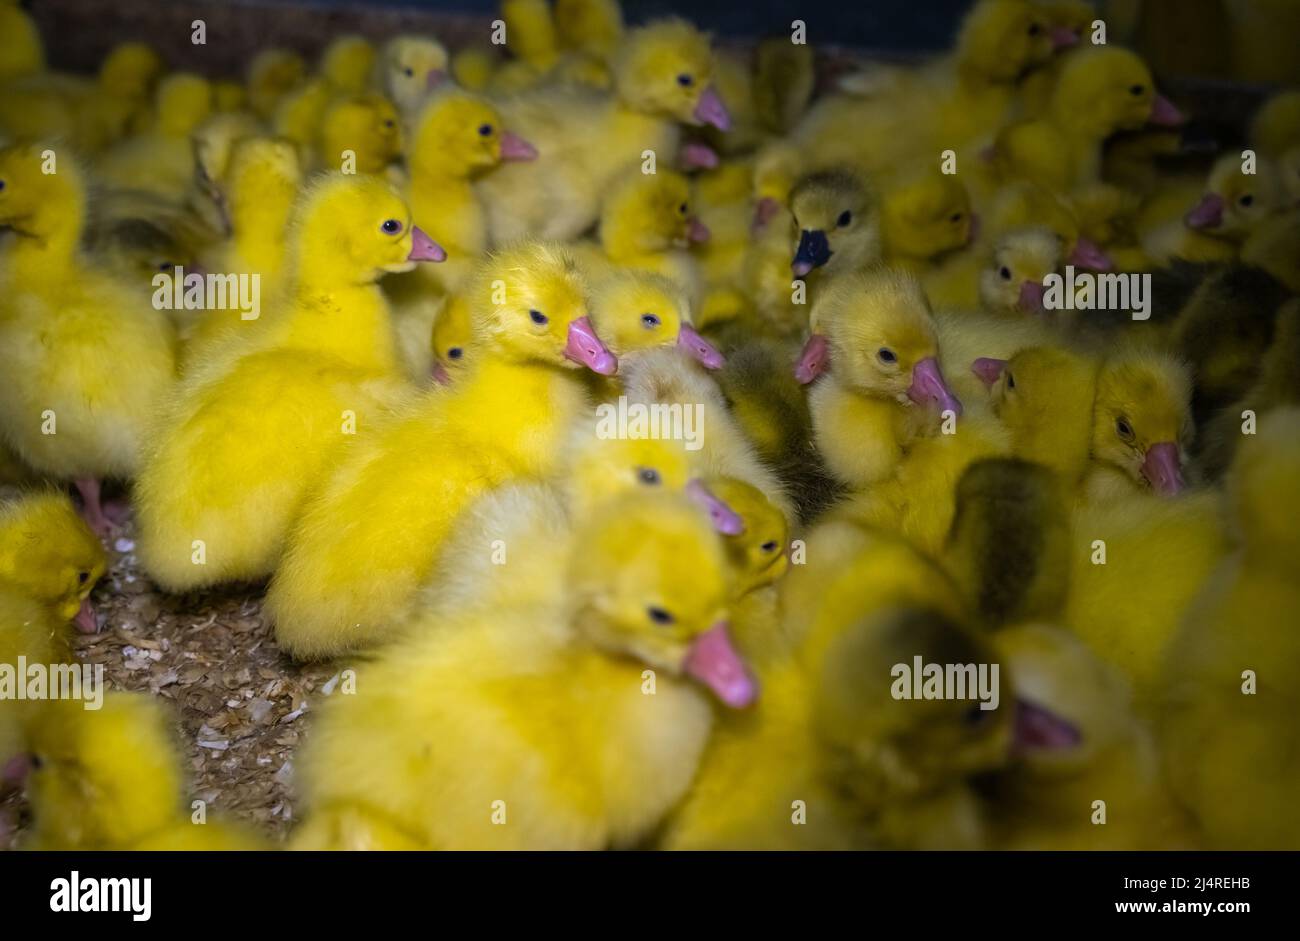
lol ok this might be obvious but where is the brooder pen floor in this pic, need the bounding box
[0,489,336,848]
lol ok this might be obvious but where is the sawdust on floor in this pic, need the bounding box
[1,503,343,847]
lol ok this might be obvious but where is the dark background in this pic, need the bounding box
[247,0,976,50]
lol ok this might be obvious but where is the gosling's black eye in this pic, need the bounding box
[529,309,548,325]
[1028,22,1042,36]
[30,753,44,770]
[760,540,778,552]
[950,212,964,223]
[158,262,173,271]
[641,313,661,328]
[0,180,6,190]
[1000,266,1013,280]
[1006,372,1016,390]
[381,219,403,234]
[964,705,993,727]
[837,210,852,227]
[637,467,661,485]
[478,123,493,137]
[878,348,897,364]
[1239,194,1254,207]
[403,67,414,77]
[78,571,90,585]
[1129,84,1145,96]
[447,347,463,360]
[678,202,689,215]
[676,74,694,87]
[1116,417,1134,439]
[384,119,395,129]
[647,605,675,625]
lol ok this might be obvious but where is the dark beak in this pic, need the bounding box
[791,229,832,277]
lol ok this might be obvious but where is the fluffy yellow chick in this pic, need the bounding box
[0,490,107,635]
[587,269,723,374]
[20,693,267,850]
[787,166,882,282]
[267,241,615,659]
[966,227,1063,319]
[1083,347,1194,502]
[319,34,376,94]
[0,144,177,535]
[801,269,963,488]
[292,490,753,850]
[878,169,976,272]
[584,168,710,301]
[135,174,443,591]
[0,0,43,81]
[316,91,403,175]
[97,73,215,201]
[479,18,731,243]
[983,624,1196,849]
[1066,488,1227,706]
[428,291,473,385]
[618,346,792,521]
[1142,154,1286,264]
[185,136,303,366]
[753,35,815,136]
[450,46,498,91]
[940,458,1071,630]
[789,0,1070,181]
[188,111,263,236]
[0,491,107,768]
[664,603,1014,850]
[272,78,334,158]
[764,521,1021,848]
[246,48,307,120]
[417,430,698,621]
[1041,46,1184,186]
[1250,89,1300,159]
[406,88,537,293]
[555,0,625,59]
[74,42,165,153]
[975,344,1100,489]
[1161,407,1300,849]
[373,35,449,118]
[709,476,788,599]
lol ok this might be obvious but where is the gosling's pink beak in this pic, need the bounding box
[794,333,829,384]
[431,360,452,386]
[751,196,781,233]
[1019,279,1046,313]
[563,316,618,375]
[74,597,100,635]
[693,85,731,131]
[1013,699,1083,755]
[1185,193,1224,230]
[408,226,447,262]
[2,753,31,786]
[908,356,962,416]
[680,142,719,170]
[499,130,538,162]
[678,323,725,369]
[686,217,711,244]
[1149,93,1185,127]
[686,479,745,535]
[971,357,1007,388]
[1141,441,1185,495]
[426,68,448,90]
[1050,26,1080,50]
[1068,236,1113,271]
[683,622,757,708]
